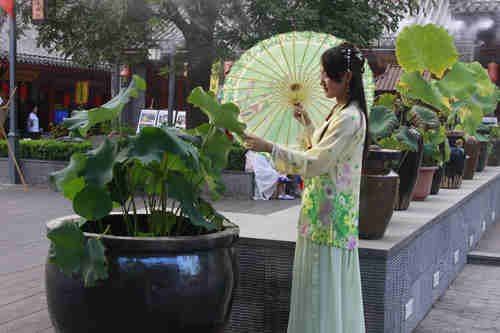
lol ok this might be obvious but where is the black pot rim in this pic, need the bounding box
[46,213,240,253]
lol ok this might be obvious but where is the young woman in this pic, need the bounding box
[244,42,368,333]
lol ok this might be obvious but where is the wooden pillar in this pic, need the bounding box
[48,82,55,124]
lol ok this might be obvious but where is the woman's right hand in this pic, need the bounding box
[293,104,312,127]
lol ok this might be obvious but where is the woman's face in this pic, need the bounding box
[320,65,347,99]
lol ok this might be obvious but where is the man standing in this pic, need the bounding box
[26,105,40,139]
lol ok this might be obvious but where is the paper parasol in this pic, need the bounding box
[221,31,375,147]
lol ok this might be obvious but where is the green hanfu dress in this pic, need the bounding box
[271,102,366,333]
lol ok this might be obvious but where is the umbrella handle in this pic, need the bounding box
[300,113,312,148]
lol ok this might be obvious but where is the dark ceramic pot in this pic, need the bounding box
[464,136,480,179]
[359,148,401,240]
[430,166,443,195]
[394,128,423,211]
[45,215,239,333]
[488,138,500,166]
[412,166,438,201]
[476,141,489,172]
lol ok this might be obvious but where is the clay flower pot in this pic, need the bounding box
[487,138,500,166]
[476,141,489,172]
[463,136,480,180]
[412,166,438,201]
[359,147,401,240]
[430,166,443,195]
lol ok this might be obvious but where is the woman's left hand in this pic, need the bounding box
[244,134,273,153]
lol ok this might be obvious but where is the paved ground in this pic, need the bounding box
[0,185,499,332]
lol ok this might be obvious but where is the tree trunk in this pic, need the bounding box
[185,36,215,129]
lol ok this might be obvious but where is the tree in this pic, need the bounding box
[16,0,422,128]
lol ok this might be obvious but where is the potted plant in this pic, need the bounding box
[475,125,490,172]
[45,77,245,333]
[487,126,500,166]
[359,104,401,239]
[412,122,450,200]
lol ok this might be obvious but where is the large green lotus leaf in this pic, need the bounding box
[47,220,86,276]
[375,93,396,110]
[128,126,199,170]
[81,238,108,287]
[368,105,399,140]
[471,92,497,115]
[166,172,217,231]
[187,87,246,137]
[50,139,117,199]
[396,126,419,152]
[191,124,233,173]
[409,105,440,129]
[73,184,113,221]
[396,24,458,78]
[465,62,496,97]
[435,62,476,100]
[457,102,483,136]
[397,72,449,113]
[64,75,146,137]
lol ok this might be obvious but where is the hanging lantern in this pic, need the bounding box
[120,64,131,78]
[19,83,28,102]
[95,95,102,106]
[63,93,71,107]
[488,62,498,82]
[75,81,89,105]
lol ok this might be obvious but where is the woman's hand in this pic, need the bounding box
[293,104,312,127]
[244,134,273,153]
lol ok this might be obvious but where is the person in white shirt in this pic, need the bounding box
[27,105,40,139]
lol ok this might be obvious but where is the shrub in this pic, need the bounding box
[226,142,247,171]
[0,139,92,161]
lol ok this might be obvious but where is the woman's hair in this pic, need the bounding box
[321,42,369,160]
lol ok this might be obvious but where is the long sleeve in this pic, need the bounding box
[298,123,315,150]
[271,108,363,178]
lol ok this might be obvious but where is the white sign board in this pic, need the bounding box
[137,109,187,134]
[136,109,159,134]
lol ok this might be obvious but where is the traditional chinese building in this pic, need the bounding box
[0,24,111,135]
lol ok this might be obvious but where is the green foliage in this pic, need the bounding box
[490,126,500,139]
[227,143,247,171]
[408,106,440,129]
[48,85,245,286]
[397,71,450,113]
[369,105,399,140]
[47,219,108,287]
[375,94,396,110]
[0,139,91,161]
[418,126,449,166]
[64,76,146,137]
[396,24,458,78]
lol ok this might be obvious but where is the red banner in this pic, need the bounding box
[0,0,13,17]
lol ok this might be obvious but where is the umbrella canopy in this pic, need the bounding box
[221,31,375,147]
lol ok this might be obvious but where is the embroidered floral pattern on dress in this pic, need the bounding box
[272,105,365,250]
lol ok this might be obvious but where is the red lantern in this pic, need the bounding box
[95,95,102,106]
[19,83,28,102]
[488,62,499,82]
[63,93,71,107]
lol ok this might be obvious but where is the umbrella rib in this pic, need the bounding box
[303,63,322,86]
[259,41,291,81]
[277,35,295,84]
[269,107,288,143]
[236,64,285,83]
[248,100,283,134]
[285,104,295,146]
[223,84,277,91]
[257,104,289,140]
[249,55,289,83]
[241,94,279,123]
[301,36,331,84]
[291,32,297,82]
[233,91,278,105]
[297,33,313,84]
[226,75,275,84]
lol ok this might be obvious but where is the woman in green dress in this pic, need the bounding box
[244,42,368,333]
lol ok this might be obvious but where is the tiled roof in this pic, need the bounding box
[450,0,500,13]
[375,64,431,92]
[0,23,109,71]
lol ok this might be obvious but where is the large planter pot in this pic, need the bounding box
[45,215,240,333]
[441,131,465,189]
[359,148,401,240]
[463,136,480,180]
[412,166,438,201]
[476,141,489,172]
[430,166,443,195]
[394,128,423,211]
[487,138,500,166]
